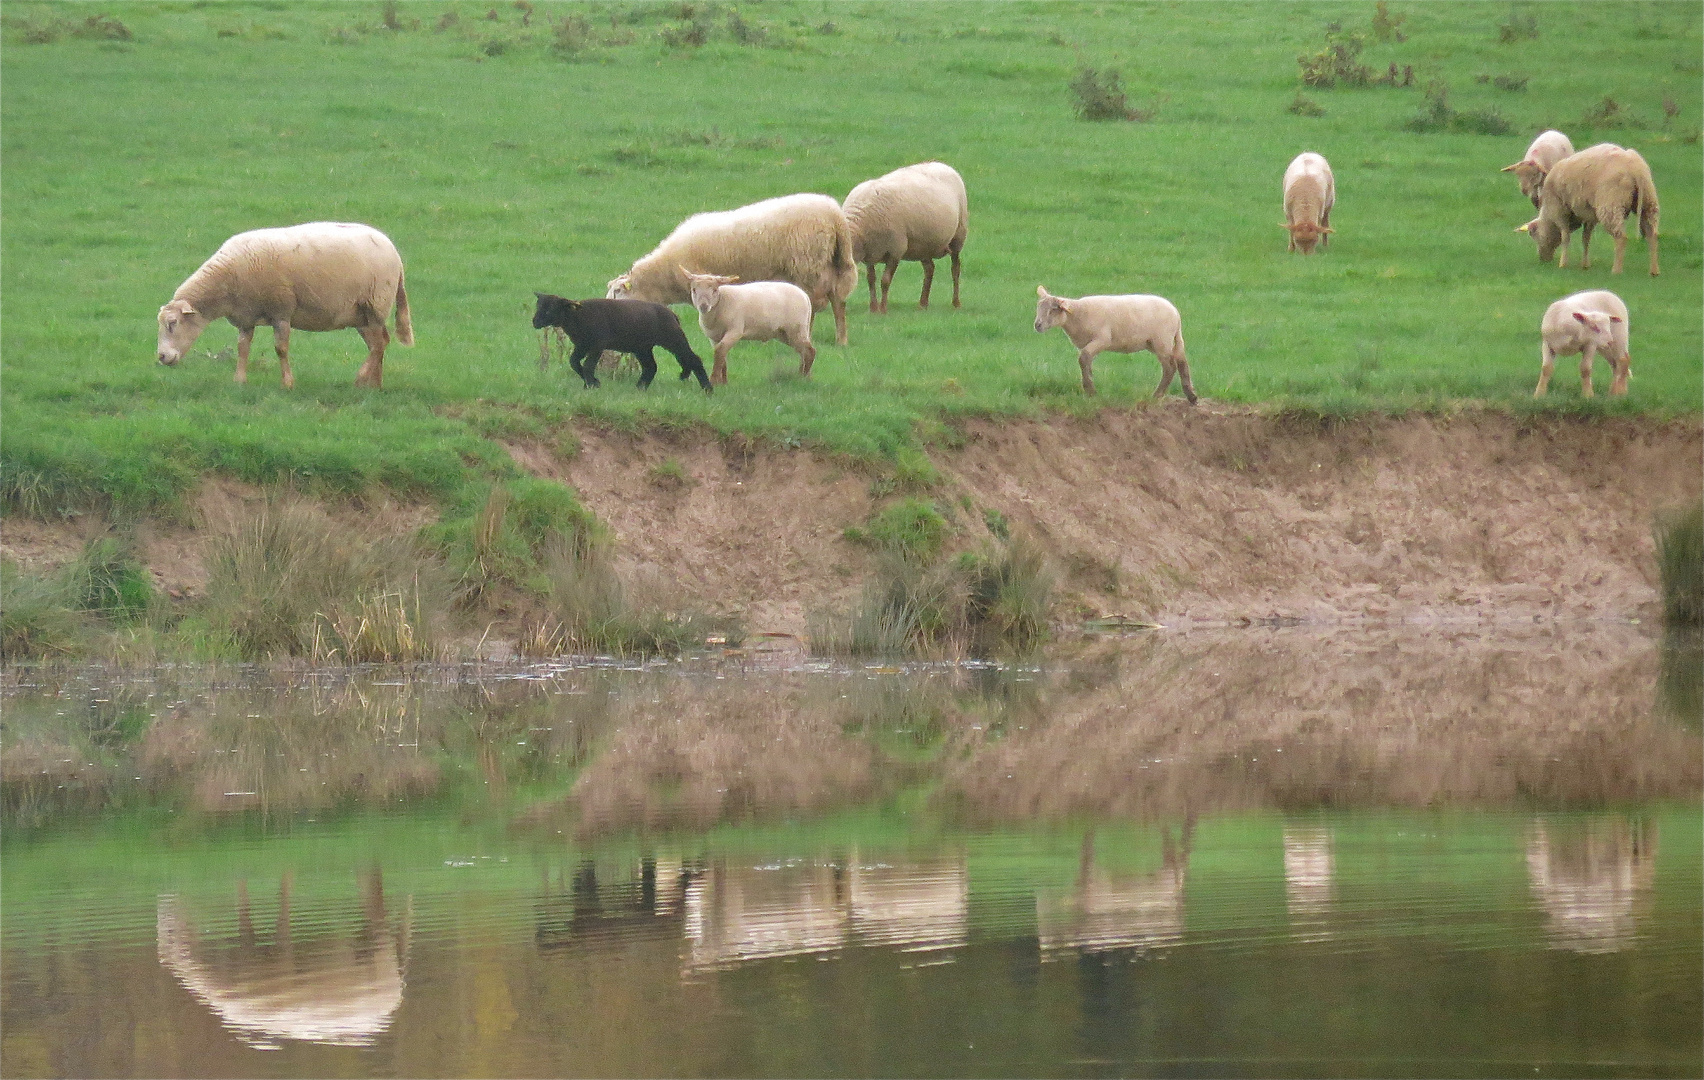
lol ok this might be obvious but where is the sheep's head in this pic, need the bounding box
[531,292,579,329]
[156,299,209,366]
[1285,221,1332,255]
[1034,286,1071,333]
[1517,217,1564,264]
[1571,309,1622,349]
[605,274,634,300]
[1501,159,1548,207]
[684,272,738,313]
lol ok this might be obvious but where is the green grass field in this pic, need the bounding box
[3,0,1700,516]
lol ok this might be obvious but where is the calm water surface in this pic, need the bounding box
[3,625,1700,1078]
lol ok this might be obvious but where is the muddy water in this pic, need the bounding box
[2,626,1699,1078]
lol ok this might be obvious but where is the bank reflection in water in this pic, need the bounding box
[1036,824,1190,957]
[1526,816,1659,954]
[1284,826,1335,941]
[156,869,409,1051]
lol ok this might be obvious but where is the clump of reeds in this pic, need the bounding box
[524,541,736,657]
[1404,80,1511,134]
[811,535,1054,658]
[1655,499,1702,626]
[201,493,447,662]
[1297,23,1373,88]
[0,534,156,660]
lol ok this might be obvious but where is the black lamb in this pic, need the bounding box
[531,293,711,392]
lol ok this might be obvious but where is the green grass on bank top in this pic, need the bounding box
[2,1,1700,516]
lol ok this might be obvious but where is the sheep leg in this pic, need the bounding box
[1578,343,1596,398]
[538,329,551,370]
[356,324,388,390]
[790,328,817,377]
[879,261,897,313]
[711,336,735,386]
[234,327,253,385]
[568,344,599,388]
[1320,205,1331,248]
[949,249,962,308]
[1610,350,1630,396]
[1175,353,1199,405]
[275,322,296,391]
[634,347,658,390]
[670,345,712,393]
[1077,346,1100,396]
[1611,229,1628,275]
[1555,227,1570,268]
[1153,356,1177,399]
[919,259,935,309]
[1534,343,1555,397]
[1648,234,1659,277]
[831,296,848,346]
[1579,221,1595,270]
[865,262,881,313]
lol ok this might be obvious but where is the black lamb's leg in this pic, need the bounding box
[671,345,713,393]
[569,343,600,388]
[634,347,658,390]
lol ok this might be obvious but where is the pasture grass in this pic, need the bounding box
[1,0,1700,518]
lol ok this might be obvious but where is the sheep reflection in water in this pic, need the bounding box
[1036,822,1192,956]
[1526,817,1658,954]
[156,868,409,1050]
[1284,827,1335,941]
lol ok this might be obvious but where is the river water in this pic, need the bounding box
[2,625,1699,1078]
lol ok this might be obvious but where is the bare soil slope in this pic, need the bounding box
[542,408,1701,633]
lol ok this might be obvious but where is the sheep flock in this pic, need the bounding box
[158,135,1661,401]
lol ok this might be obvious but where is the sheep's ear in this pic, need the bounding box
[565,299,581,309]
[1036,285,1049,298]
[178,302,197,315]
[1609,315,1623,323]
[1321,227,1334,234]
[1572,312,1590,324]
[1515,221,1533,234]
[1500,162,1524,173]
[534,291,545,300]
[1056,299,1073,312]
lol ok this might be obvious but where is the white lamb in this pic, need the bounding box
[607,193,857,346]
[841,161,969,313]
[1282,152,1335,254]
[1502,129,1575,209]
[685,273,816,386]
[1034,286,1197,402]
[1536,290,1631,398]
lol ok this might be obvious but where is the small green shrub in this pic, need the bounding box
[660,11,711,47]
[726,8,765,44]
[59,536,154,621]
[1655,500,1703,626]
[1371,2,1407,43]
[1405,81,1511,135]
[649,458,692,489]
[1497,7,1538,43]
[858,498,950,562]
[1298,22,1372,88]
[530,541,736,657]
[1580,95,1642,130]
[1288,93,1327,117]
[1069,68,1152,121]
[1476,72,1529,91]
[982,507,1010,541]
[552,13,592,54]
[892,448,940,492]
[0,559,88,659]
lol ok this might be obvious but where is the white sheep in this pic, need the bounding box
[1282,152,1335,254]
[1536,290,1631,398]
[155,222,412,389]
[684,273,816,386]
[1502,129,1575,209]
[606,193,857,346]
[1034,286,1197,402]
[840,161,969,313]
[1517,143,1660,276]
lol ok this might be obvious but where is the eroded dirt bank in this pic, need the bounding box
[4,409,1697,636]
[529,408,1701,633]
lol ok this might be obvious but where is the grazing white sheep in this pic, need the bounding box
[841,161,969,313]
[606,193,857,346]
[1034,286,1197,402]
[1502,129,1575,209]
[685,273,816,386]
[155,222,412,390]
[1536,290,1631,397]
[1282,152,1335,254]
[1517,143,1660,276]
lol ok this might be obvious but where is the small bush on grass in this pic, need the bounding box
[1298,22,1372,88]
[1498,7,1539,44]
[1655,500,1702,626]
[1288,93,1327,117]
[1404,81,1511,135]
[59,536,155,621]
[552,13,591,54]
[1069,68,1152,121]
[1371,2,1407,43]
[1580,95,1643,130]
[846,498,950,562]
[433,477,602,602]
[526,541,736,657]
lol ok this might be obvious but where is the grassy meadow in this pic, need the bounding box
[2,0,1701,518]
